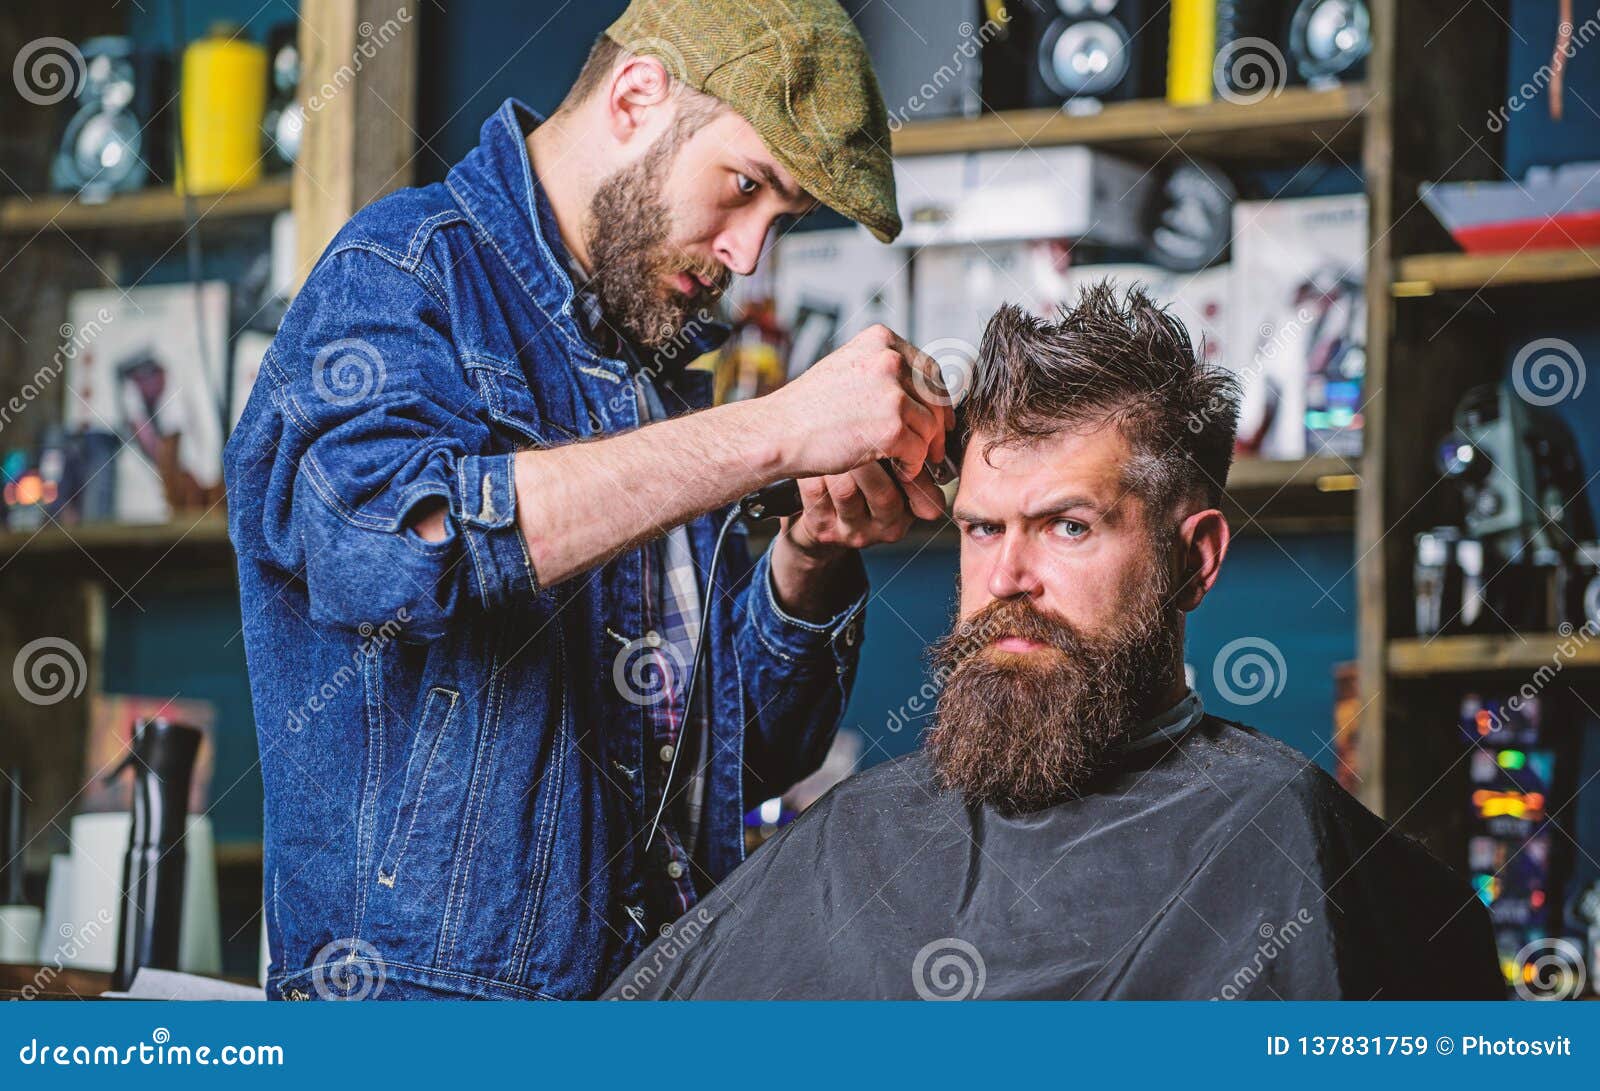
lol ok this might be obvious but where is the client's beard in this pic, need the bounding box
[583,132,730,350]
[925,558,1182,814]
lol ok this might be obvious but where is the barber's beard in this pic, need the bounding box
[925,558,1182,814]
[583,134,731,350]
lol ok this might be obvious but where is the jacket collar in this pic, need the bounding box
[446,98,729,383]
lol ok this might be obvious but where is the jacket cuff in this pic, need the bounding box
[455,453,539,608]
[747,546,868,668]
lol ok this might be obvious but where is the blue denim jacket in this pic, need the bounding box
[224,99,867,1000]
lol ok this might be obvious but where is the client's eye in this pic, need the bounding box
[1051,519,1089,540]
[735,172,759,196]
[963,522,999,541]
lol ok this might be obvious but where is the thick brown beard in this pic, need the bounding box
[583,131,730,350]
[924,558,1181,814]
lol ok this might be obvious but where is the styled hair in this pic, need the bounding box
[963,281,1241,512]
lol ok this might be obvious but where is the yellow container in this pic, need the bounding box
[178,25,267,195]
[1167,0,1217,107]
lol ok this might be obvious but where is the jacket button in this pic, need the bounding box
[643,630,662,648]
[666,861,685,880]
[658,744,675,763]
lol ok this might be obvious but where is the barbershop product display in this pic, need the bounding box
[50,37,173,200]
[772,227,910,378]
[894,147,1153,249]
[178,24,268,195]
[1421,161,1600,254]
[108,719,204,991]
[986,0,1169,109]
[64,284,229,523]
[1142,159,1235,271]
[1459,694,1582,997]
[1228,193,1367,459]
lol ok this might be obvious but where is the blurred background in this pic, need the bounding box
[1,0,1598,998]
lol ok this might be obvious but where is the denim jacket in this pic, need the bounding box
[224,99,867,1000]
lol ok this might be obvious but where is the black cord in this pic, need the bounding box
[642,504,746,854]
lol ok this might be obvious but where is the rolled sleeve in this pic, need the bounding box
[745,546,868,671]
[455,452,539,609]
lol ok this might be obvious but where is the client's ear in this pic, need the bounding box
[1173,507,1230,612]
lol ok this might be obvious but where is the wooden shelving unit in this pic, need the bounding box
[1389,634,1600,677]
[891,84,1371,160]
[0,179,292,236]
[1393,246,1600,294]
[0,514,232,563]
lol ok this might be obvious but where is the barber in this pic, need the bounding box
[225,0,949,1000]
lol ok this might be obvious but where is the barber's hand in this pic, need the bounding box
[784,460,947,558]
[765,324,956,484]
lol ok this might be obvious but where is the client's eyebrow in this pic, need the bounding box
[742,157,804,205]
[952,495,1108,524]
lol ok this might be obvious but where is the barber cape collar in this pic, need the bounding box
[604,0,902,243]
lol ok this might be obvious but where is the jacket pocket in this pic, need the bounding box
[376,686,462,888]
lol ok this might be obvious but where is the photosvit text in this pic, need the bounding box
[1265,1035,1574,1057]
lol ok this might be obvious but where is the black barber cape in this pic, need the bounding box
[605,716,1503,999]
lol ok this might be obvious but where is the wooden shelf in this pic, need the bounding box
[1227,455,1360,493]
[1389,633,1600,676]
[890,85,1372,160]
[0,514,232,563]
[0,180,291,236]
[1393,247,1600,294]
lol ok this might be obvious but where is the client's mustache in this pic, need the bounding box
[942,596,1084,665]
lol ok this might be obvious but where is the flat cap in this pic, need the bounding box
[605,0,901,242]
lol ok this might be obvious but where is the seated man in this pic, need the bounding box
[605,284,1503,1001]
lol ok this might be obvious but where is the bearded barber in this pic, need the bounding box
[225,0,947,1000]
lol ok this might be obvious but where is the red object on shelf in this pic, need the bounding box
[1451,209,1600,253]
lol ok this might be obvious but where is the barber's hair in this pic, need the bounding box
[964,281,1241,511]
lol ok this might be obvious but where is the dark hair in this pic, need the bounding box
[963,281,1240,511]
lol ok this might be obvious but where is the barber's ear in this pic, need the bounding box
[1173,507,1230,612]
[605,55,673,143]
